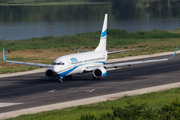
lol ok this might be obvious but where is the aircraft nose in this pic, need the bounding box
[52,66,60,73]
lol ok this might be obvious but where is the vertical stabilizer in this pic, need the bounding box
[95,14,108,51]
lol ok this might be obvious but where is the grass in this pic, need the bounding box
[1,29,180,51]
[0,65,39,74]
[0,28,180,74]
[6,87,180,120]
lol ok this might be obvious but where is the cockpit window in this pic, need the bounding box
[52,61,65,65]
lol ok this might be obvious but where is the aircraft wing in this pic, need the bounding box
[3,49,52,68]
[104,46,178,69]
[108,48,142,54]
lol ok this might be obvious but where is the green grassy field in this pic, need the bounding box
[1,29,180,51]
[6,87,180,120]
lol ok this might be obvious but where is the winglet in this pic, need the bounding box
[3,48,7,61]
[170,45,178,59]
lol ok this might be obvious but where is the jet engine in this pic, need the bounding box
[93,67,107,78]
[45,68,54,78]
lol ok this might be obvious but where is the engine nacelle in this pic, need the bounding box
[93,67,107,78]
[45,68,54,78]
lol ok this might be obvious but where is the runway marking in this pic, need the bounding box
[0,103,23,108]
[68,89,95,93]
[48,90,56,93]
[81,89,95,93]
[153,64,180,69]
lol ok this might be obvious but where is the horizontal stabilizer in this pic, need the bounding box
[108,48,142,54]
[74,49,90,52]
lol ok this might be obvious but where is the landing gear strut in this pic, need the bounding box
[57,76,63,83]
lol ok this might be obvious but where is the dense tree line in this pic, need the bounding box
[0,0,89,3]
[0,0,111,3]
[0,0,180,4]
[0,0,180,22]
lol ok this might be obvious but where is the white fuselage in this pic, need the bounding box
[52,51,108,77]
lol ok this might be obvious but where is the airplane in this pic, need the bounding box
[3,14,178,82]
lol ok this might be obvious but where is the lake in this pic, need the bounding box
[0,1,180,40]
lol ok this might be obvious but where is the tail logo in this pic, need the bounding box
[101,29,107,38]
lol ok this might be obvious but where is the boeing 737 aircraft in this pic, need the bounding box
[3,14,178,82]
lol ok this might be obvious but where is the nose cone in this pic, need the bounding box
[52,65,60,73]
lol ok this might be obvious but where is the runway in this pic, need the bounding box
[0,53,180,118]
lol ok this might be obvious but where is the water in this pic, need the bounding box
[0,1,180,40]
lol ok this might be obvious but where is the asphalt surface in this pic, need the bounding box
[0,54,180,115]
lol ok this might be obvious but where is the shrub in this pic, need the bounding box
[80,113,98,120]
[158,98,180,119]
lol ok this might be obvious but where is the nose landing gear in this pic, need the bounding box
[57,76,63,83]
[57,75,72,83]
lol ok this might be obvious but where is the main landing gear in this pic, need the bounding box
[93,75,100,80]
